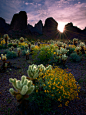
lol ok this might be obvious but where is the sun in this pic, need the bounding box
[58,22,65,33]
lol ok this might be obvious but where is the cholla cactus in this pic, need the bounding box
[16,40,19,44]
[17,47,21,52]
[31,45,35,50]
[75,47,81,55]
[1,54,7,60]
[25,44,28,49]
[4,34,9,47]
[57,41,63,48]
[73,38,78,42]
[62,43,67,48]
[11,46,14,50]
[79,42,85,47]
[17,47,21,57]
[73,38,78,46]
[38,42,40,47]
[9,75,35,101]
[56,49,61,55]
[27,64,39,80]
[79,42,85,54]
[26,50,29,55]
[62,54,68,61]
[75,46,81,51]
[27,64,52,80]
[26,50,29,60]
[20,37,24,42]
[60,47,69,54]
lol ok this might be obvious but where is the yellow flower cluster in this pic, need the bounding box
[40,66,81,106]
[68,44,76,48]
[1,39,6,45]
[18,42,28,46]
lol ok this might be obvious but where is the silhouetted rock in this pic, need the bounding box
[43,17,58,39]
[27,21,43,35]
[0,17,10,34]
[27,24,33,30]
[63,22,86,40]
[34,20,43,34]
[0,11,86,40]
[10,11,27,31]
[81,27,86,35]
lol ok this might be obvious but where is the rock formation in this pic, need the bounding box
[43,17,59,39]
[10,11,27,30]
[63,22,86,40]
[0,17,10,34]
[0,11,86,40]
[34,20,43,34]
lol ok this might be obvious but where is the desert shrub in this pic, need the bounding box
[6,51,17,59]
[7,43,13,47]
[19,45,25,50]
[22,50,27,56]
[66,47,75,56]
[48,54,60,65]
[70,52,82,62]
[28,66,81,111]
[32,46,54,65]
[0,44,3,49]
[0,44,7,49]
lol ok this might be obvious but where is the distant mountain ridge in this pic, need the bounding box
[0,11,86,40]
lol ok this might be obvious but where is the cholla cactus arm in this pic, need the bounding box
[9,78,14,83]
[20,85,29,95]
[9,88,15,95]
[26,85,35,95]
[45,65,52,71]
[16,80,22,89]
[27,80,33,88]
[9,78,18,89]
[33,72,39,79]
[22,79,28,86]
[21,75,26,84]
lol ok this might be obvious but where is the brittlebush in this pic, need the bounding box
[38,66,81,107]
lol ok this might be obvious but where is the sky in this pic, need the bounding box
[0,0,86,31]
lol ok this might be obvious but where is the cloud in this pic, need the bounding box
[25,2,29,5]
[0,0,86,29]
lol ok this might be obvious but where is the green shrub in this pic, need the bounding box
[7,43,13,47]
[32,46,54,65]
[19,45,25,50]
[66,47,75,56]
[6,51,17,59]
[70,52,82,62]
[22,50,27,56]
[0,44,7,49]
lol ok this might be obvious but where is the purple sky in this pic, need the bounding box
[0,0,86,30]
